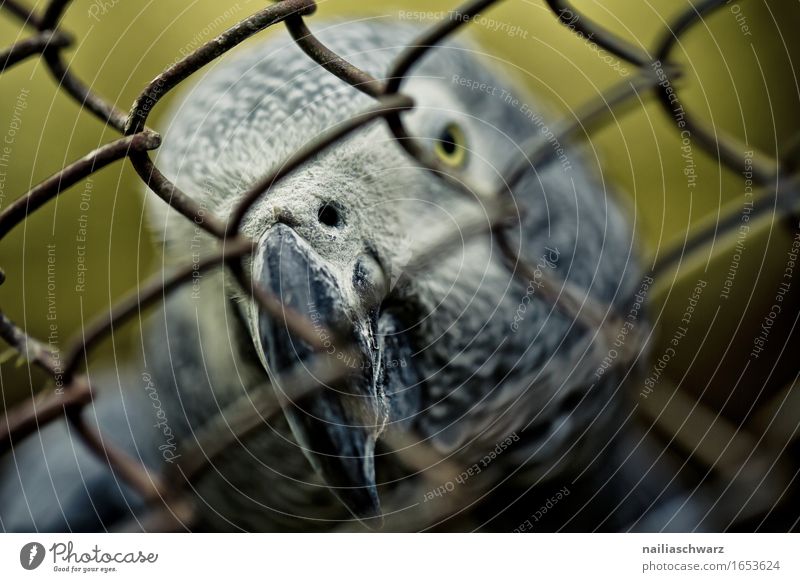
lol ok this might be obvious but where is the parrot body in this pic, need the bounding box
[0,19,700,532]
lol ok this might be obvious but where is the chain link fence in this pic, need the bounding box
[0,0,797,531]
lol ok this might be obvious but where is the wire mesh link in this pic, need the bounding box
[0,0,796,531]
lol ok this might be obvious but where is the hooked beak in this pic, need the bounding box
[253,223,388,524]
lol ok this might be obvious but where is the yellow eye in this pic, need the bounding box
[433,123,467,168]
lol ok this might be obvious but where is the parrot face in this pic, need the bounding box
[250,200,404,520]
[245,110,493,520]
[153,20,637,524]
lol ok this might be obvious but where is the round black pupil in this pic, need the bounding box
[318,204,340,227]
[440,129,457,155]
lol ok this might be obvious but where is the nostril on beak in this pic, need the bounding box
[317,202,344,228]
[272,206,301,229]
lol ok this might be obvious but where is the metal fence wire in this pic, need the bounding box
[0,0,796,531]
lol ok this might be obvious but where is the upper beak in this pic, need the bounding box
[253,223,386,524]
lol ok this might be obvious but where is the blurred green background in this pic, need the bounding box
[1,0,799,413]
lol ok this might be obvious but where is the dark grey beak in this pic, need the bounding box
[254,223,386,524]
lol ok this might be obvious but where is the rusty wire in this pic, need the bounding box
[0,0,795,531]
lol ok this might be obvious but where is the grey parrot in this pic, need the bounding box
[0,19,699,532]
